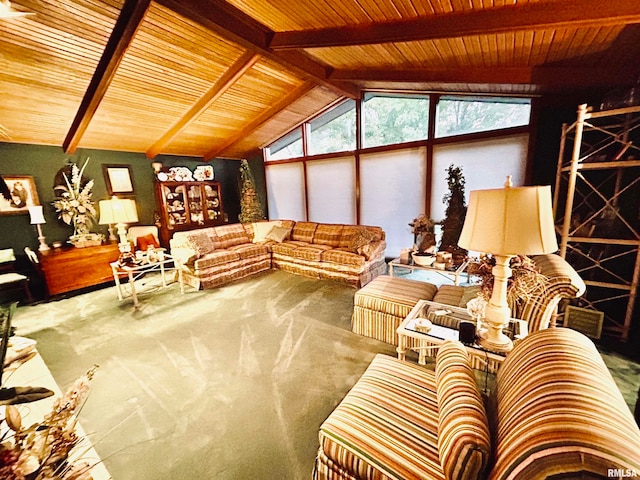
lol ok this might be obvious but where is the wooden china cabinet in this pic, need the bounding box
[154,180,226,246]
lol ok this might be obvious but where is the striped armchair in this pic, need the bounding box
[314,328,640,479]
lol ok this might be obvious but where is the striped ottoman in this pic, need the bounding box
[351,275,438,345]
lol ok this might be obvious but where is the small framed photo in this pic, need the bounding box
[103,164,135,196]
[0,175,40,215]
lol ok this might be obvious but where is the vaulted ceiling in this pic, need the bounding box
[1,0,639,160]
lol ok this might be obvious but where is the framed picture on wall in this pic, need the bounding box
[0,175,40,215]
[103,164,135,196]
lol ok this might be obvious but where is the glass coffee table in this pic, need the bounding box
[388,257,472,285]
[111,250,184,308]
[396,299,525,373]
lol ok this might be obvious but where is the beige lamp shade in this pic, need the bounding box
[28,205,46,225]
[458,182,558,255]
[98,197,138,225]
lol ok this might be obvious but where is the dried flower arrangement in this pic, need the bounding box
[52,160,99,245]
[409,214,436,253]
[470,254,548,305]
[0,366,99,480]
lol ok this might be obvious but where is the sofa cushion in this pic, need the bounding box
[136,233,160,251]
[435,341,490,480]
[251,221,280,243]
[228,243,270,259]
[194,250,241,270]
[313,224,344,247]
[185,230,216,257]
[291,221,318,243]
[290,244,331,262]
[212,224,251,249]
[271,240,307,256]
[265,225,290,243]
[321,248,365,267]
[318,354,446,480]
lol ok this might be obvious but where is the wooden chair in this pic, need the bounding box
[0,249,31,304]
[24,247,48,300]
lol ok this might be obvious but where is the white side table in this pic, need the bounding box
[396,299,522,373]
[110,251,183,308]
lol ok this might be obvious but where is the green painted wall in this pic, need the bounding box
[0,142,266,258]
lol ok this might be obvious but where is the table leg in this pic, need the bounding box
[178,266,184,294]
[128,271,138,308]
[112,265,123,301]
[396,334,407,361]
[418,341,427,365]
[160,261,167,288]
[389,264,395,277]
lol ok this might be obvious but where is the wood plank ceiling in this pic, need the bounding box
[1,0,639,160]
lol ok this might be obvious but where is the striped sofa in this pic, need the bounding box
[170,220,386,290]
[314,327,640,479]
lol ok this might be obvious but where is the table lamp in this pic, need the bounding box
[27,205,49,251]
[458,176,558,352]
[98,197,138,259]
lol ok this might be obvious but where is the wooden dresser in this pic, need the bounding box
[38,243,120,295]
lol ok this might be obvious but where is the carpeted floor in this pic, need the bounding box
[11,269,640,479]
[12,270,396,480]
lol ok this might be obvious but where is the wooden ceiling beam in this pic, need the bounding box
[270,0,640,50]
[204,80,316,160]
[331,66,639,89]
[62,0,151,154]
[147,51,261,159]
[155,0,359,99]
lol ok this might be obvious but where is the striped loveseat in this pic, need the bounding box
[170,220,386,290]
[314,327,640,479]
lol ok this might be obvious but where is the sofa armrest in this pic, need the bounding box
[516,254,586,331]
[492,328,640,479]
[435,341,491,480]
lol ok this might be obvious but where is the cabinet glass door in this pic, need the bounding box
[163,185,187,229]
[187,185,205,225]
[204,184,221,222]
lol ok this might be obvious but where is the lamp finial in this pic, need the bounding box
[504,175,513,188]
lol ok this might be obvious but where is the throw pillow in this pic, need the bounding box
[348,227,377,253]
[458,286,482,308]
[185,231,216,257]
[136,233,160,251]
[252,221,280,243]
[265,225,289,243]
[435,341,491,480]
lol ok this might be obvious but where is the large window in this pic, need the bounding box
[308,100,356,155]
[264,92,532,257]
[436,96,530,138]
[307,157,356,224]
[430,134,529,221]
[266,163,305,220]
[363,93,429,148]
[360,148,427,256]
[267,129,303,160]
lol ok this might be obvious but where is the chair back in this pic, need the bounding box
[127,226,160,250]
[0,302,16,387]
[24,247,39,265]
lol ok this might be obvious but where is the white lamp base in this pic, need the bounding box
[36,224,50,251]
[478,328,513,353]
[478,254,515,353]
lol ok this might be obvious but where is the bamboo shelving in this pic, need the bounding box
[554,103,640,342]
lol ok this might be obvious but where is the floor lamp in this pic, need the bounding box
[98,197,138,262]
[458,176,558,352]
